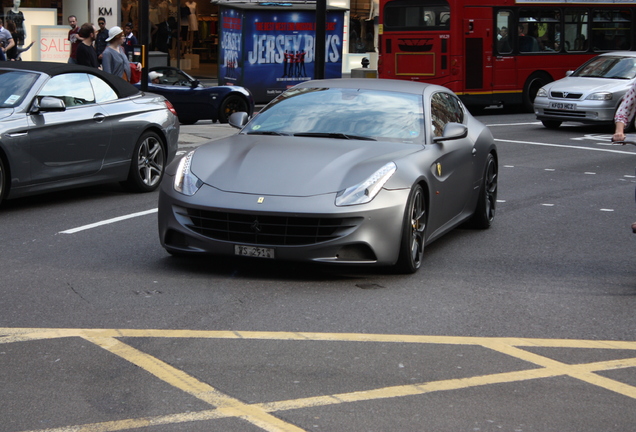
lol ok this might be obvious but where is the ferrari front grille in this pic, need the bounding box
[180,208,362,246]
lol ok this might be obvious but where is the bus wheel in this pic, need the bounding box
[523,72,553,112]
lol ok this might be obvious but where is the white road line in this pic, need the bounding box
[494,138,636,155]
[541,203,555,207]
[600,209,615,212]
[59,209,158,234]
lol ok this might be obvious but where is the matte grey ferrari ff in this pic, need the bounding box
[0,62,179,205]
[158,79,497,273]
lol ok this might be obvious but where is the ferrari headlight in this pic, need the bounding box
[174,151,202,196]
[536,87,548,98]
[335,162,397,206]
[586,92,612,101]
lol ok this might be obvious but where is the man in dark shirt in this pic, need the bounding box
[67,15,82,64]
[95,17,109,62]
[76,23,98,68]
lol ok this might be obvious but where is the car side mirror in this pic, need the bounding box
[433,122,468,143]
[191,79,200,88]
[565,70,574,77]
[228,111,249,129]
[30,96,66,114]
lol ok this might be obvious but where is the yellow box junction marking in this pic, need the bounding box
[1,327,635,432]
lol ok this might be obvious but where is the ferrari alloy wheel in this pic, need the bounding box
[124,131,166,192]
[396,184,426,274]
[470,153,497,229]
[219,95,249,123]
[0,156,6,206]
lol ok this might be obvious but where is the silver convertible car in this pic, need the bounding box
[158,79,497,273]
[0,62,179,205]
[534,52,636,129]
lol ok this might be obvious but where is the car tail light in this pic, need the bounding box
[165,100,178,116]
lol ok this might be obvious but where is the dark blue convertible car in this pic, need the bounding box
[135,67,254,124]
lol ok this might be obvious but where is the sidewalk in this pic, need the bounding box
[178,121,237,146]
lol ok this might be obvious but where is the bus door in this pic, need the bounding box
[380,0,452,83]
[462,8,494,105]
[492,9,517,104]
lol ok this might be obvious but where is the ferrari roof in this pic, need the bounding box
[0,61,140,98]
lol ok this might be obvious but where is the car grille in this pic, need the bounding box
[543,109,587,118]
[550,91,583,99]
[179,208,362,246]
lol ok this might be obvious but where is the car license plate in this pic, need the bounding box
[550,102,576,110]
[234,245,275,259]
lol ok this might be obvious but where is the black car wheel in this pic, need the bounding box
[0,156,6,206]
[124,131,166,192]
[219,95,249,123]
[396,184,426,274]
[469,153,498,229]
[541,120,562,129]
[523,72,553,112]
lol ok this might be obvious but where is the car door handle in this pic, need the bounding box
[93,113,106,123]
[6,131,28,138]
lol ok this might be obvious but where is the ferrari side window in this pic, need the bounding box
[430,92,464,137]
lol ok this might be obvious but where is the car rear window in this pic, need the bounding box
[0,70,39,108]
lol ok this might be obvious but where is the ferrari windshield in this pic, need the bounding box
[0,70,39,108]
[572,56,636,79]
[243,87,424,142]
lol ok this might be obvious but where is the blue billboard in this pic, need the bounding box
[219,4,345,102]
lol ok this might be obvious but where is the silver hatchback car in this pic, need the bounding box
[534,51,636,129]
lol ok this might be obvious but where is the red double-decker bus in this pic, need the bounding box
[378,0,634,110]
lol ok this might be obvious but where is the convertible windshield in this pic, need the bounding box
[243,87,424,143]
[0,70,39,108]
[572,56,636,79]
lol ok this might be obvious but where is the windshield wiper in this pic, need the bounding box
[245,130,290,136]
[293,132,376,141]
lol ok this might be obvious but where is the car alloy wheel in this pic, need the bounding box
[470,153,497,229]
[219,95,248,123]
[396,184,426,273]
[0,157,6,206]
[124,131,166,192]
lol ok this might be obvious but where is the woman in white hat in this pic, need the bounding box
[101,25,140,80]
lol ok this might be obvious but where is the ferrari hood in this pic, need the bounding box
[190,134,421,196]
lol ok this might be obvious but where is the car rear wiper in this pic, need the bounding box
[293,132,376,141]
[245,130,290,136]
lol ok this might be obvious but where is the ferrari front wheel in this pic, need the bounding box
[469,153,497,229]
[395,184,426,274]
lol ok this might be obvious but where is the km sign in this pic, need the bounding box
[99,7,113,16]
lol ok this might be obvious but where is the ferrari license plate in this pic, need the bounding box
[550,102,576,110]
[235,245,275,259]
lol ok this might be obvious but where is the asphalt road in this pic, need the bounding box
[1,111,635,432]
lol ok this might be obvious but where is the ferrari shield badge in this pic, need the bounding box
[436,163,442,177]
[258,197,264,204]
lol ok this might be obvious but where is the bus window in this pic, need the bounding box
[496,10,512,54]
[591,9,631,51]
[383,0,450,31]
[564,9,588,52]
[519,9,560,53]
